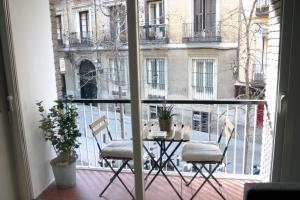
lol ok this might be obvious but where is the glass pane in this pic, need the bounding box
[196,61,204,93]
[205,61,213,95]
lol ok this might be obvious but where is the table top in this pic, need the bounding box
[142,123,190,142]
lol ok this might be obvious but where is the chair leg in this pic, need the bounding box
[100,159,135,199]
[203,165,222,187]
[186,170,199,186]
[127,162,134,174]
[186,164,204,186]
[99,159,122,197]
[190,164,225,200]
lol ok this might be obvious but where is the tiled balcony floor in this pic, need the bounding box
[38,169,257,200]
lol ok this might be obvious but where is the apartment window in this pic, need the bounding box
[253,27,267,82]
[149,105,162,119]
[194,0,216,33]
[79,11,89,39]
[55,15,63,41]
[192,58,215,99]
[109,58,127,86]
[109,5,126,39]
[146,58,166,92]
[192,111,209,132]
[256,0,269,14]
[148,1,164,25]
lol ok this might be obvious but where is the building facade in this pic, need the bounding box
[52,0,241,130]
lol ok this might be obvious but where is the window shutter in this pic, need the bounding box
[194,0,204,32]
[205,0,216,34]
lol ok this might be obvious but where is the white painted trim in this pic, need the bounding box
[144,56,168,98]
[164,0,168,22]
[189,56,218,99]
[55,11,64,34]
[75,11,80,39]
[127,0,144,198]
[108,57,128,95]
[0,1,33,198]
[216,0,220,32]
[72,6,91,39]
[88,7,92,38]
[189,0,193,23]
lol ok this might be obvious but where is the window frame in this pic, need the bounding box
[148,0,164,25]
[145,57,167,98]
[55,15,63,41]
[79,10,89,40]
[192,111,210,132]
[193,0,217,34]
[190,57,217,99]
[109,57,128,96]
[108,4,127,40]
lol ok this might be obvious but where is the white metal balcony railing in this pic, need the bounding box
[72,99,268,178]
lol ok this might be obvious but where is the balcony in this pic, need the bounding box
[69,32,94,48]
[140,24,169,44]
[38,98,269,199]
[182,23,221,43]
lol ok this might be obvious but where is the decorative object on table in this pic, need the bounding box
[158,104,176,133]
[36,99,81,189]
[149,130,167,139]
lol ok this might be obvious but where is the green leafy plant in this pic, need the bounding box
[158,104,176,120]
[36,99,81,163]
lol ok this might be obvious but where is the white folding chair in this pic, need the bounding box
[89,115,134,199]
[181,118,235,200]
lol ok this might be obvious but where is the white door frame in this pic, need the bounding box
[0,1,33,199]
[127,0,144,199]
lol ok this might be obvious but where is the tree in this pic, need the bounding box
[228,0,266,174]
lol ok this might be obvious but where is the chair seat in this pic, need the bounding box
[101,140,133,159]
[182,142,223,162]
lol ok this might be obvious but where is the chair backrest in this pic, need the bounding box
[224,118,235,139]
[218,118,235,160]
[89,115,113,152]
[217,118,235,143]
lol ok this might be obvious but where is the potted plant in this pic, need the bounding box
[158,104,176,133]
[36,99,81,188]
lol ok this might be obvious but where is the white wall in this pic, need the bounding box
[8,0,57,198]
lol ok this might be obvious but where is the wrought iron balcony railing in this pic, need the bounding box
[69,32,94,48]
[140,23,169,44]
[182,23,221,43]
